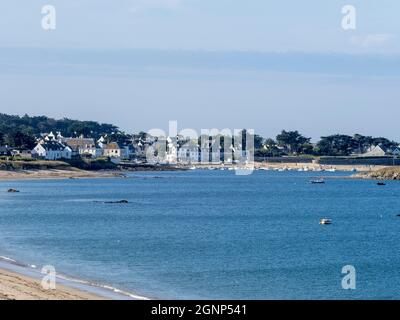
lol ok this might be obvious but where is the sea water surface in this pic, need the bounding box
[1,170,400,299]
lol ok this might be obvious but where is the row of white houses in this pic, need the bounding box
[30,132,251,164]
[31,133,132,161]
[152,137,251,164]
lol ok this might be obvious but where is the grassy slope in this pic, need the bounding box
[0,159,71,170]
[0,157,117,171]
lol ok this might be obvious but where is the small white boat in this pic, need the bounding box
[319,218,332,225]
[189,166,196,170]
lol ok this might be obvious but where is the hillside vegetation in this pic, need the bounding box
[0,159,71,171]
[0,158,117,171]
[0,113,123,149]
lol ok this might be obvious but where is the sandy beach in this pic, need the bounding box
[0,268,104,300]
[0,163,385,182]
[0,169,124,181]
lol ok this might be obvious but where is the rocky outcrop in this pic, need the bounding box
[352,167,400,180]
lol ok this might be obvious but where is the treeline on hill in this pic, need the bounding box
[254,131,399,157]
[0,113,130,149]
[0,114,398,157]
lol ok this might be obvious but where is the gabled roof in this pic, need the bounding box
[64,138,96,151]
[39,141,67,151]
[375,144,388,152]
[104,142,121,150]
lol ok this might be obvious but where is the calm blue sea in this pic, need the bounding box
[1,170,400,299]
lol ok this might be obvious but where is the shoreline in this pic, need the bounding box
[0,267,103,300]
[0,169,125,181]
[191,162,387,172]
[0,162,385,181]
[0,255,149,300]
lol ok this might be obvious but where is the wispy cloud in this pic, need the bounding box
[350,33,394,48]
[129,0,183,13]
[1,48,400,78]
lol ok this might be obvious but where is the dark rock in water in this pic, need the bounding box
[104,200,129,204]
[7,188,19,193]
[377,182,386,186]
[93,199,129,204]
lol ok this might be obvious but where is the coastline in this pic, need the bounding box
[0,256,149,300]
[351,166,400,180]
[0,267,104,300]
[193,162,386,172]
[254,162,384,172]
[0,162,386,181]
[0,169,125,181]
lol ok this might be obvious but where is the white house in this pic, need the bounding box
[361,144,399,157]
[45,131,56,141]
[103,142,123,158]
[63,137,102,158]
[32,141,72,160]
[177,145,200,164]
[165,137,178,164]
[97,136,106,149]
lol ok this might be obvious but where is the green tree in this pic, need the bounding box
[315,135,354,156]
[3,130,36,149]
[371,137,398,150]
[276,130,310,154]
[256,138,282,157]
[352,134,373,154]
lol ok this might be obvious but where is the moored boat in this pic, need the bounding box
[319,218,332,225]
[310,179,325,184]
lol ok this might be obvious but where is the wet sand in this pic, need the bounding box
[0,169,124,181]
[0,268,104,300]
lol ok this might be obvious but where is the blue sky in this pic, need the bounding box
[0,1,399,140]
